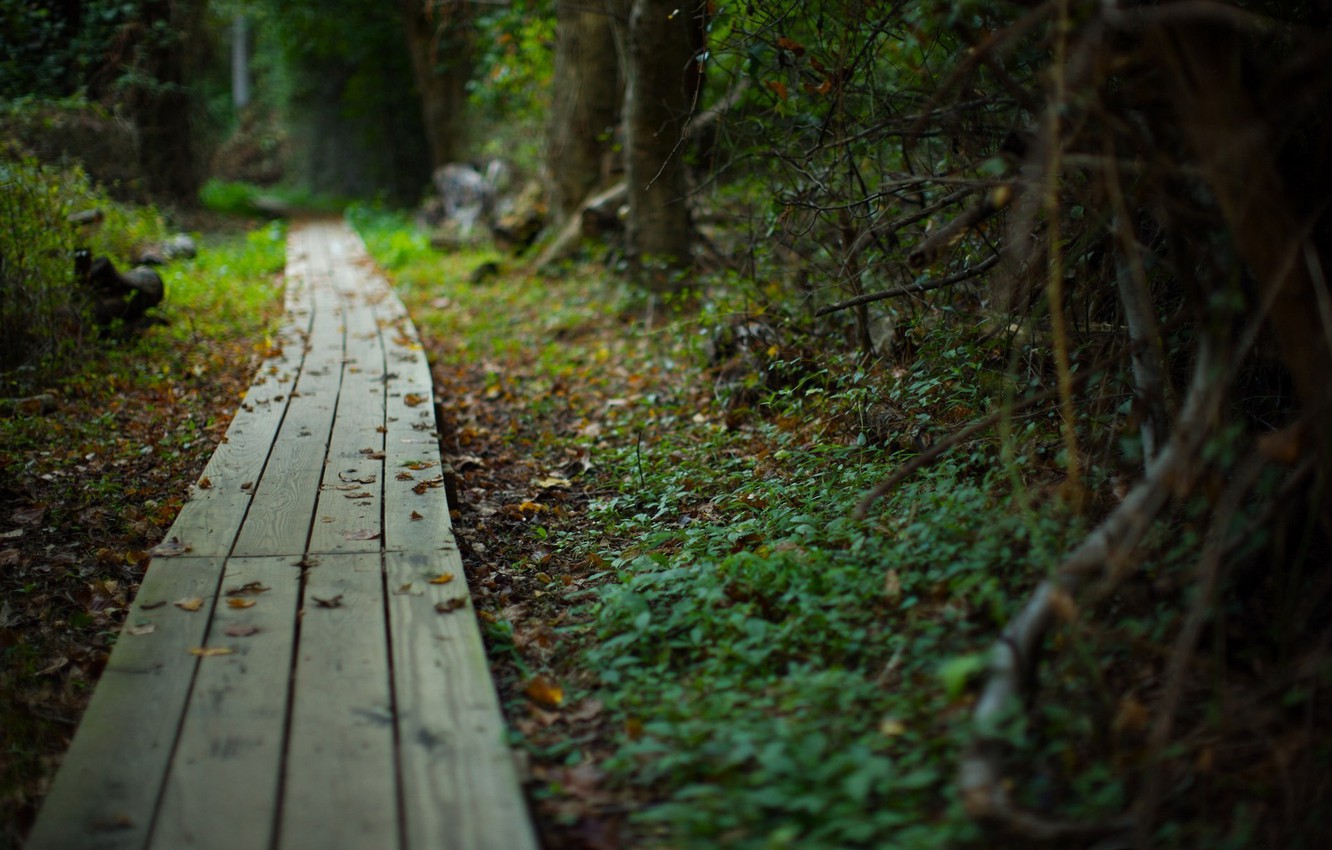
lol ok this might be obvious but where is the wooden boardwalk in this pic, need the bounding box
[28,221,537,850]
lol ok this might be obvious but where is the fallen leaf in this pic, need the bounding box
[140,600,166,610]
[879,717,907,737]
[227,598,256,609]
[344,491,374,499]
[404,393,429,407]
[405,460,437,470]
[396,471,415,481]
[152,537,192,557]
[410,510,424,521]
[435,598,467,614]
[884,569,902,600]
[174,596,204,612]
[197,476,212,489]
[241,481,254,490]
[1,529,23,540]
[534,475,572,489]
[524,674,564,709]
[189,647,233,657]
[125,623,156,636]
[338,472,377,484]
[359,448,386,460]
[429,573,455,585]
[226,581,270,596]
[312,594,343,608]
[223,624,261,637]
[343,529,381,541]
[11,505,46,525]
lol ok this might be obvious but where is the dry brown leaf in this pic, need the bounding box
[197,476,212,489]
[174,596,205,612]
[152,537,192,557]
[410,510,424,521]
[434,598,467,614]
[312,594,343,609]
[227,598,256,609]
[359,448,386,460]
[226,581,270,596]
[396,471,415,481]
[125,623,156,636]
[403,393,429,407]
[140,600,166,610]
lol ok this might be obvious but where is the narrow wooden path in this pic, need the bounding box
[28,221,537,850]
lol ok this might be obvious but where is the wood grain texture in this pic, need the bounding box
[24,558,224,850]
[386,551,539,850]
[150,558,301,850]
[307,277,386,555]
[279,553,400,850]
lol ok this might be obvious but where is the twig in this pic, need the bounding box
[817,253,1000,318]
[958,336,1231,838]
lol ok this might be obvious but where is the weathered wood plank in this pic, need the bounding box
[278,552,400,850]
[307,281,387,555]
[386,550,539,850]
[381,314,453,554]
[165,245,313,557]
[149,557,301,850]
[231,276,345,558]
[25,558,224,850]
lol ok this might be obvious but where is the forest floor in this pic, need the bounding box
[4,209,1327,850]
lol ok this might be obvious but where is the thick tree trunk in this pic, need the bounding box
[133,0,203,201]
[622,0,706,283]
[548,0,622,225]
[402,0,473,170]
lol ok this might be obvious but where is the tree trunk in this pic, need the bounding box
[548,0,622,225]
[133,0,204,202]
[622,0,706,284]
[401,0,473,170]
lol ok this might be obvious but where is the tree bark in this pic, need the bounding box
[133,0,204,201]
[548,0,622,226]
[622,0,706,284]
[402,0,474,170]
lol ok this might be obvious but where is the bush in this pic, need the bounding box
[0,151,87,386]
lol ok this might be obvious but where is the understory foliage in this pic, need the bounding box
[0,148,170,387]
[364,0,1332,845]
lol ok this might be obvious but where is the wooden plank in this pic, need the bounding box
[150,557,301,850]
[231,277,344,558]
[380,310,454,554]
[386,550,538,850]
[165,264,313,557]
[25,557,224,850]
[307,278,387,555]
[278,553,400,850]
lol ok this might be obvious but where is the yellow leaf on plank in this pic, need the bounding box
[189,647,233,657]
[227,598,256,609]
[174,596,204,612]
[429,573,455,585]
